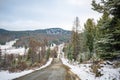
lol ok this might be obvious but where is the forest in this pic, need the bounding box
[65,0,120,61]
[63,0,120,77]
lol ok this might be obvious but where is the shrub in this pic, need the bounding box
[9,67,17,73]
[32,62,39,67]
[16,61,28,71]
[114,62,120,68]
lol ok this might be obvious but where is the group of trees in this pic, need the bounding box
[64,17,86,62]
[0,38,58,72]
[64,0,120,62]
[27,38,57,65]
[92,0,120,59]
[0,51,26,72]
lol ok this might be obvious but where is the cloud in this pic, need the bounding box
[0,18,74,31]
[0,0,102,31]
[66,0,92,7]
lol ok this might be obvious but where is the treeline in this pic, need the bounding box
[64,0,120,62]
[0,38,58,72]
[0,28,71,46]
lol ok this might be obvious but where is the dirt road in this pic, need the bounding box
[14,58,80,80]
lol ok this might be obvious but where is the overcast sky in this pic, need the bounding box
[0,0,101,31]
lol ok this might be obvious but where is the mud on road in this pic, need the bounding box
[14,58,80,80]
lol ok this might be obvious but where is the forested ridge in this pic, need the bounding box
[0,28,71,46]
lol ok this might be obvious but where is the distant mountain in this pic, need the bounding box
[44,28,70,34]
[0,29,9,33]
[33,28,71,35]
[0,28,71,35]
[0,28,71,46]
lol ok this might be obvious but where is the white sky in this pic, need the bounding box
[0,0,102,31]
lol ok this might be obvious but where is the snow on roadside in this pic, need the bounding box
[57,43,65,58]
[0,58,53,80]
[35,58,53,70]
[97,64,120,80]
[0,70,33,80]
[50,43,56,50]
[61,58,120,80]
[61,58,95,80]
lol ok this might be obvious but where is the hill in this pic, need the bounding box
[0,28,71,47]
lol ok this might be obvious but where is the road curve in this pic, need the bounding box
[13,58,80,80]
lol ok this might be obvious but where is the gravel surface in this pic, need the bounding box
[14,58,80,80]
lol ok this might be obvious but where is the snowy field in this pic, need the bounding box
[61,58,120,80]
[0,58,53,80]
[0,39,57,55]
[0,39,28,55]
[0,39,18,50]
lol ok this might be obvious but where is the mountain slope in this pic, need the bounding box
[0,28,71,46]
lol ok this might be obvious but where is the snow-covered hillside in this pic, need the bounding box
[0,39,18,50]
[0,39,28,55]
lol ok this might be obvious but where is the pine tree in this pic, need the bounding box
[71,17,81,61]
[97,12,111,36]
[66,44,73,61]
[96,12,111,52]
[46,47,51,60]
[92,0,120,59]
[84,18,96,59]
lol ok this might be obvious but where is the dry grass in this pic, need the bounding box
[113,62,120,68]
[62,64,80,80]
[90,63,103,77]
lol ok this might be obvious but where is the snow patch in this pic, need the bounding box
[61,58,120,80]
[0,39,28,55]
[0,70,33,80]
[50,43,56,50]
[57,43,65,58]
[35,58,53,70]
[0,39,18,50]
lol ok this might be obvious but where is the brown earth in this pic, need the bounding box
[13,58,80,80]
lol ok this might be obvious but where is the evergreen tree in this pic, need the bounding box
[46,47,51,60]
[66,44,73,61]
[97,12,110,36]
[96,12,111,52]
[79,32,88,53]
[92,0,120,54]
[71,17,81,61]
[84,18,96,59]
[27,48,33,63]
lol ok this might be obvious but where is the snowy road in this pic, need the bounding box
[13,58,80,80]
